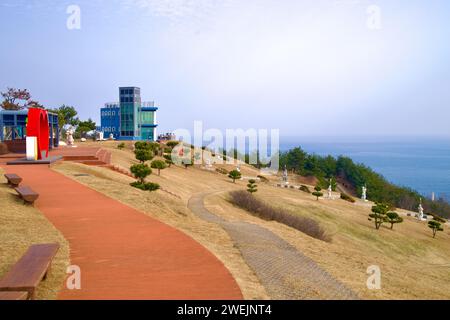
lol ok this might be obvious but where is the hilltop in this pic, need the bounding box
[49,141,450,299]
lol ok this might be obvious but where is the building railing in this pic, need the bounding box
[141,101,155,108]
[104,102,119,108]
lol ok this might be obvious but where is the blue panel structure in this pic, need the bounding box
[100,103,121,139]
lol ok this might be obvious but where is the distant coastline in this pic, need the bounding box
[279,136,450,201]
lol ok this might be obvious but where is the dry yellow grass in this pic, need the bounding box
[205,185,450,300]
[0,168,70,300]
[54,141,450,299]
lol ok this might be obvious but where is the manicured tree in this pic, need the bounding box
[117,143,125,150]
[385,212,404,230]
[130,164,152,184]
[228,170,242,183]
[428,220,444,238]
[134,148,154,163]
[369,203,389,230]
[163,154,173,167]
[151,160,167,176]
[247,179,258,194]
[312,185,323,201]
[134,141,147,150]
[166,141,180,149]
[148,142,161,155]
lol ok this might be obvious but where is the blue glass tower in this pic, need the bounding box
[100,87,158,141]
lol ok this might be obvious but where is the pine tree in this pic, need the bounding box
[228,170,242,183]
[247,179,258,194]
[369,203,389,230]
[386,212,403,230]
[312,185,323,201]
[428,220,444,238]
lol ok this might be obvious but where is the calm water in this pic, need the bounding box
[279,137,450,200]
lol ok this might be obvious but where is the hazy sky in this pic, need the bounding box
[1,0,449,137]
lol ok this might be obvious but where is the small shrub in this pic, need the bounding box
[216,167,228,175]
[117,142,125,150]
[229,191,331,242]
[299,185,311,193]
[130,181,160,191]
[340,193,356,203]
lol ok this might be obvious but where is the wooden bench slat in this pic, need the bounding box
[4,174,22,187]
[0,244,60,299]
[0,291,28,301]
[14,186,39,204]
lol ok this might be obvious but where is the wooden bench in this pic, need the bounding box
[14,186,39,205]
[4,174,22,187]
[0,291,28,301]
[0,243,60,300]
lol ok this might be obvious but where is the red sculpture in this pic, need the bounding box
[26,108,49,160]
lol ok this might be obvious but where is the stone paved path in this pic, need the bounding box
[1,164,242,300]
[188,193,360,300]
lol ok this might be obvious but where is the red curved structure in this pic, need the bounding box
[26,108,49,160]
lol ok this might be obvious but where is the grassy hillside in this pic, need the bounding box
[54,141,450,299]
[0,168,70,300]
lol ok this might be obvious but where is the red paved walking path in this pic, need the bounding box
[1,164,242,300]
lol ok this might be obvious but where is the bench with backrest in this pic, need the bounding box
[14,186,39,205]
[0,243,60,300]
[4,174,22,187]
[0,291,28,301]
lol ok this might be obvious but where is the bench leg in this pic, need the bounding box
[28,288,36,300]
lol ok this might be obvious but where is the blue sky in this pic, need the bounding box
[1,0,450,137]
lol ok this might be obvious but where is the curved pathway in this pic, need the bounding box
[1,164,242,300]
[188,193,359,300]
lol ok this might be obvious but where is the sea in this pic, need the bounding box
[279,136,450,201]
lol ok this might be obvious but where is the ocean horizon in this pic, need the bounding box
[279,136,450,201]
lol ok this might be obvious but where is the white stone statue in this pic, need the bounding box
[66,127,75,147]
[362,185,367,202]
[109,133,114,140]
[418,198,424,220]
[282,165,289,185]
[328,179,333,199]
[205,158,213,170]
[236,164,241,173]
